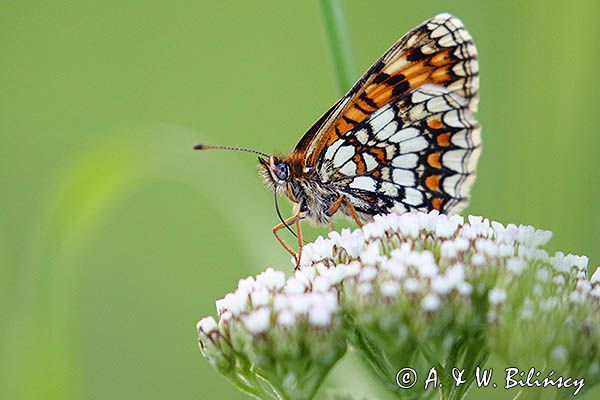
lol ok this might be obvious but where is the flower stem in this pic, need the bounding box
[318,0,358,95]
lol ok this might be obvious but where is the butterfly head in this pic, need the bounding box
[258,155,291,191]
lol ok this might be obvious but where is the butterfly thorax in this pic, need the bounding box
[258,154,342,225]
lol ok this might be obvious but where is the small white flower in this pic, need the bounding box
[251,288,271,307]
[468,215,491,237]
[498,243,515,257]
[414,252,438,277]
[360,242,381,265]
[318,264,346,284]
[380,280,401,297]
[277,310,296,327]
[273,293,290,311]
[569,291,584,303]
[533,229,553,247]
[471,253,485,266]
[313,276,333,292]
[300,236,334,266]
[216,292,247,316]
[550,252,585,273]
[289,294,312,314]
[458,282,473,296]
[362,219,387,240]
[519,246,549,262]
[237,276,255,293]
[285,277,308,294]
[220,310,233,322]
[507,257,527,275]
[255,268,286,290]
[320,292,339,312]
[197,316,218,334]
[536,267,550,282]
[577,280,592,294]
[592,267,600,284]
[441,237,470,259]
[431,275,452,295]
[359,266,378,282]
[494,222,519,244]
[488,288,507,305]
[382,257,407,279]
[294,266,317,286]
[516,225,537,246]
[309,307,333,327]
[404,278,420,293]
[553,275,566,286]
[421,293,441,311]
[342,261,362,278]
[242,308,271,334]
[441,240,459,259]
[398,213,420,238]
[459,224,477,240]
[476,239,499,257]
[445,263,466,287]
[567,254,589,271]
[419,210,441,232]
[434,214,461,238]
[358,283,373,295]
[328,228,365,258]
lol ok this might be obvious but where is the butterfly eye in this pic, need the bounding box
[275,162,289,181]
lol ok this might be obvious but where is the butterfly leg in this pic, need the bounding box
[343,196,364,227]
[328,194,363,228]
[326,195,344,233]
[272,210,304,267]
[327,195,347,232]
[294,215,304,270]
[327,195,344,216]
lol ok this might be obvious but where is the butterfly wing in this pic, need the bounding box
[292,13,479,167]
[318,84,481,216]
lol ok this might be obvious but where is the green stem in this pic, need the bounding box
[229,374,264,400]
[318,0,358,95]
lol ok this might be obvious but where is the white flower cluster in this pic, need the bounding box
[295,211,599,317]
[197,268,347,400]
[198,211,600,400]
[301,211,556,270]
[198,267,341,338]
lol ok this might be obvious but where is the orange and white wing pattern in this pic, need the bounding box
[293,13,479,163]
[293,13,480,216]
[320,84,481,215]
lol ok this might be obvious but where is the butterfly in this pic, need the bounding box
[195,13,481,268]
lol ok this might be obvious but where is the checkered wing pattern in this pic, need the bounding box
[293,13,480,216]
[319,85,481,215]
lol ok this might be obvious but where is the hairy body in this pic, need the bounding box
[259,155,365,226]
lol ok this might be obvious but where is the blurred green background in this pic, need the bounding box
[1,1,598,399]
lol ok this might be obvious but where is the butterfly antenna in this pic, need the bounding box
[194,144,270,158]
